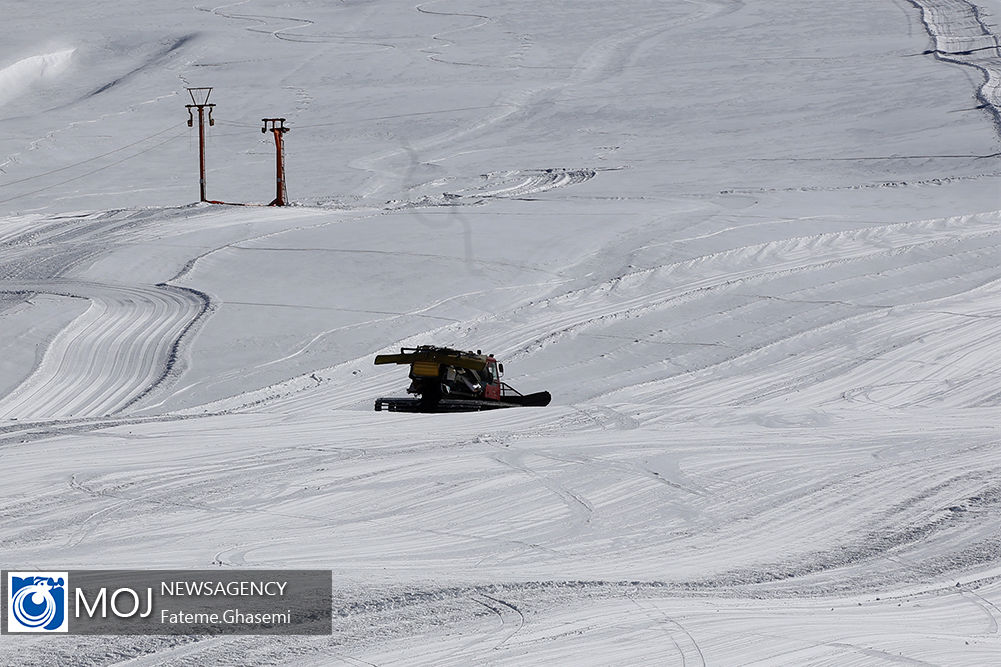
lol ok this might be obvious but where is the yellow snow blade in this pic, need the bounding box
[374,347,487,371]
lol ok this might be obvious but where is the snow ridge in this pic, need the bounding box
[0,48,74,108]
[907,0,1001,136]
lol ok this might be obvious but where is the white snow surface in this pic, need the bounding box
[2,0,1001,664]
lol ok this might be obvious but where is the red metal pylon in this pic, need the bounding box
[185,87,215,202]
[262,118,290,206]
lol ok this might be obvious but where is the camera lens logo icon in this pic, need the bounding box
[6,572,68,633]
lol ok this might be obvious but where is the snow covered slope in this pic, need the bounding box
[1,0,1000,664]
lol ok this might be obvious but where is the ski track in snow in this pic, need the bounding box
[250,210,1001,416]
[2,407,1000,664]
[353,0,740,199]
[197,0,395,50]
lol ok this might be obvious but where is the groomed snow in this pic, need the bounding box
[1,0,1000,664]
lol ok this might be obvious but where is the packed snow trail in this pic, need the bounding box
[0,204,330,419]
[0,280,205,419]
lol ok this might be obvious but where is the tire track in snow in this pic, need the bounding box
[618,255,1001,409]
[628,597,706,667]
[490,448,594,535]
[391,168,600,207]
[671,436,1001,594]
[1,205,337,418]
[245,211,1001,414]
[0,280,206,419]
[363,0,740,198]
[261,213,1001,413]
[827,284,1001,409]
[475,593,525,649]
[469,213,1001,407]
[5,407,999,663]
[463,168,598,199]
[515,216,1001,351]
